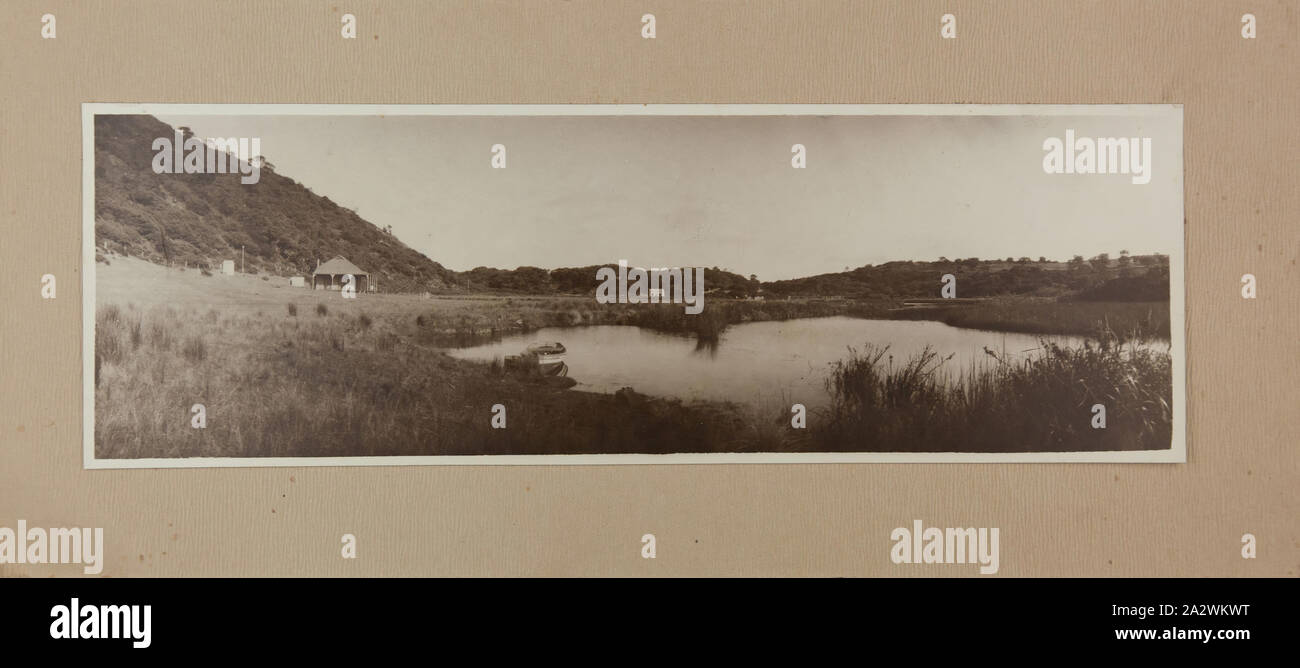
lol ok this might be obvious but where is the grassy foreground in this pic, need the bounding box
[94,300,764,457]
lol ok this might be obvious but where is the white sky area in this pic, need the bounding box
[156,111,1182,281]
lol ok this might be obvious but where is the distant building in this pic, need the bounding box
[220,260,235,275]
[312,255,369,292]
[288,276,306,288]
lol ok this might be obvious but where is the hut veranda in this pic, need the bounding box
[312,255,369,292]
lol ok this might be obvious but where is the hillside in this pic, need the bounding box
[94,114,460,292]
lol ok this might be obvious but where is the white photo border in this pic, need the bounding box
[81,103,1186,468]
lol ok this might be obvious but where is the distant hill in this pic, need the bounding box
[762,255,1169,300]
[94,114,460,292]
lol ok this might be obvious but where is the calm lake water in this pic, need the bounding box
[448,317,1154,411]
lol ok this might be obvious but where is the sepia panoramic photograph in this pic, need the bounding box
[82,104,1185,465]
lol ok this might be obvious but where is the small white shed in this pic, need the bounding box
[289,276,306,288]
[220,260,235,275]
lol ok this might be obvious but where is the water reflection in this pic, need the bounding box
[448,317,1166,412]
[692,336,720,358]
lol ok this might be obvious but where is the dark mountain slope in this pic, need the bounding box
[94,114,459,292]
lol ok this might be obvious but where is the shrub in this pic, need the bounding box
[148,321,173,351]
[359,313,372,329]
[287,303,298,317]
[95,324,125,367]
[100,304,123,326]
[181,336,207,363]
[129,319,143,350]
[316,304,328,317]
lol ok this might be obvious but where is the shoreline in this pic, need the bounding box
[422,296,1172,348]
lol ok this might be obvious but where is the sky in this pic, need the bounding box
[156,109,1183,281]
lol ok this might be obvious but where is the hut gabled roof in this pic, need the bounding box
[314,255,367,276]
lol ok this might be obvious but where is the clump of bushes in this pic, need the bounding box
[95,307,125,367]
[287,303,298,317]
[316,304,328,317]
[101,304,122,325]
[129,319,144,350]
[376,332,399,351]
[181,336,207,363]
[818,337,1172,453]
[148,320,173,351]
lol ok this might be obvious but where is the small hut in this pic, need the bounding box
[288,276,306,288]
[220,260,235,275]
[312,255,369,292]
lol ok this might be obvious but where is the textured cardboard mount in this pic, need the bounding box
[1,1,1296,576]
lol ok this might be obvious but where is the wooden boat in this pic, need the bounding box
[526,342,567,376]
[503,343,569,377]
